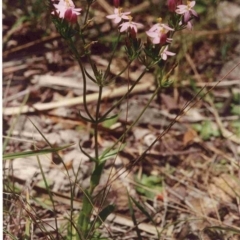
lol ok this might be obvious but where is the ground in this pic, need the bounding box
[2,0,240,239]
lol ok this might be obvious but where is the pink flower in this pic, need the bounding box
[160,46,175,60]
[52,0,81,22]
[146,30,172,44]
[167,0,182,12]
[176,1,198,23]
[146,18,174,44]
[106,7,131,24]
[148,22,174,33]
[119,16,143,33]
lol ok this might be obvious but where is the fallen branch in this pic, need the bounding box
[3,82,154,116]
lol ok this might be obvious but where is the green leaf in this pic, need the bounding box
[90,162,105,189]
[231,104,240,115]
[199,120,220,140]
[101,114,119,128]
[233,92,240,103]
[77,190,93,239]
[231,121,240,137]
[82,191,93,218]
[3,144,73,160]
[92,204,115,229]
[135,174,163,199]
[99,144,126,163]
[37,179,53,189]
[28,118,70,164]
[127,192,142,240]
[130,197,153,222]
[195,3,207,14]
[98,204,115,221]
[200,121,212,140]
[205,226,240,234]
[192,123,202,132]
[130,196,160,238]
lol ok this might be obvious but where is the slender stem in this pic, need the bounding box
[104,33,121,79]
[84,68,97,83]
[94,85,103,163]
[104,85,160,158]
[68,38,94,121]
[107,59,134,83]
[79,86,103,239]
[79,57,95,121]
[84,3,91,25]
[77,29,100,80]
[100,69,147,121]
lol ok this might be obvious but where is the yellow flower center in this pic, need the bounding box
[128,16,133,22]
[65,0,71,7]
[160,28,166,34]
[118,7,122,15]
[157,17,162,23]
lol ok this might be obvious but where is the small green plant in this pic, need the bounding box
[49,0,198,238]
[135,174,163,199]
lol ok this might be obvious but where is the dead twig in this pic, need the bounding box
[3,82,153,115]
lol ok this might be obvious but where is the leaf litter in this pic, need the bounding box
[3,0,240,239]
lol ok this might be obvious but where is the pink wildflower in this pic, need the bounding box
[167,0,182,12]
[160,46,175,60]
[119,16,143,33]
[146,18,174,44]
[52,0,81,23]
[176,1,198,23]
[106,7,131,24]
[148,22,174,33]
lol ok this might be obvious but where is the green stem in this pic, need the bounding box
[104,85,160,159]
[94,85,103,165]
[103,33,121,79]
[107,59,134,83]
[77,86,103,239]
[84,3,91,25]
[68,38,94,121]
[67,37,97,240]
[100,68,147,121]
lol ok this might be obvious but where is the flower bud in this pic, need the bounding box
[159,33,167,45]
[129,27,137,39]
[167,0,182,12]
[64,8,78,23]
[113,0,120,8]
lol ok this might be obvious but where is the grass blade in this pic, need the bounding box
[127,192,142,240]
[3,144,73,160]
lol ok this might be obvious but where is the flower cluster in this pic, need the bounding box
[105,1,197,60]
[106,8,176,60]
[167,0,198,29]
[51,0,198,61]
[52,0,82,23]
